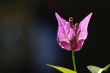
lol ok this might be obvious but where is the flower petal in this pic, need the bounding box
[76,12,92,51]
[75,39,84,51]
[77,12,92,41]
[55,12,75,50]
[57,40,71,51]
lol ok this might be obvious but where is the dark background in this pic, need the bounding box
[0,0,110,73]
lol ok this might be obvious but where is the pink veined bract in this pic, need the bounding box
[55,12,92,51]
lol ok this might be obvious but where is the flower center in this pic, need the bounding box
[69,17,77,26]
[69,17,78,50]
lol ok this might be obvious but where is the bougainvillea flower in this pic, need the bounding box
[55,12,92,51]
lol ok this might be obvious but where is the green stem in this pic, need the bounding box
[72,50,77,72]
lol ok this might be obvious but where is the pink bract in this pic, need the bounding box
[55,12,92,51]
